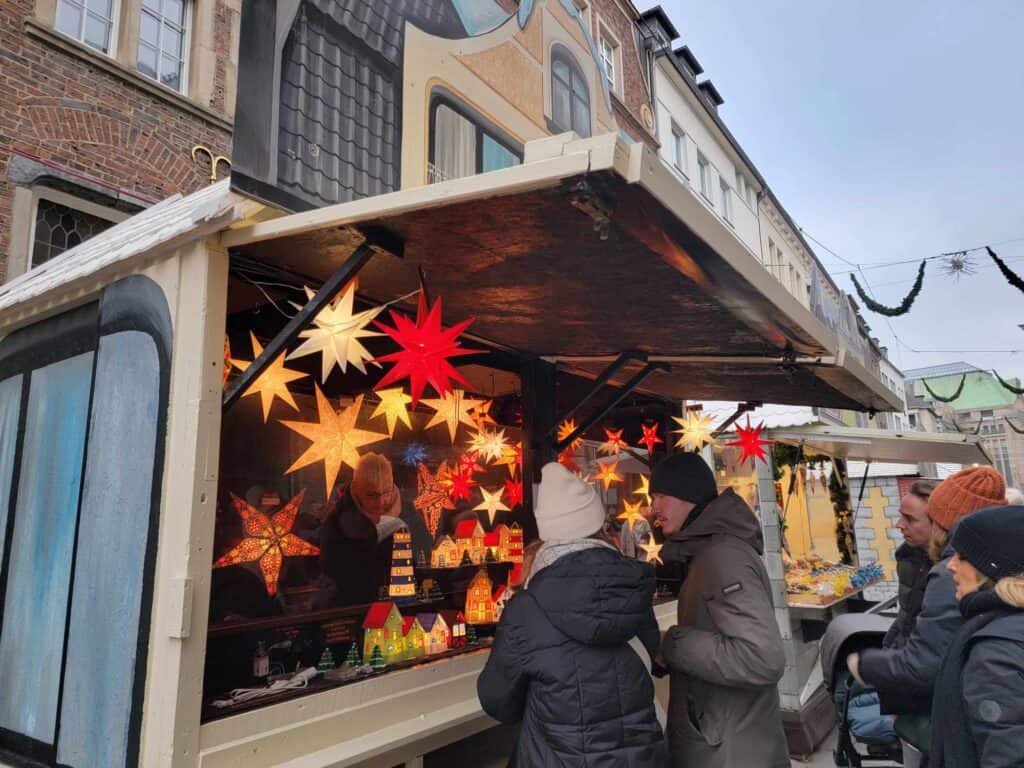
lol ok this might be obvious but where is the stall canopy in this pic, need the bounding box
[223,133,900,412]
[767,424,991,466]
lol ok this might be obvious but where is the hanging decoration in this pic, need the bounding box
[222,336,233,388]
[557,419,584,452]
[402,443,428,467]
[829,459,855,565]
[558,449,581,474]
[468,428,509,463]
[672,412,717,451]
[494,441,523,478]
[941,251,976,280]
[633,474,652,507]
[921,374,966,403]
[444,464,479,503]
[850,260,926,317]
[422,389,484,443]
[475,486,510,526]
[373,295,481,407]
[230,332,309,422]
[728,417,773,465]
[638,424,663,455]
[994,370,1024,396]
[414,461,455,536]
[987,246,1024,295]
[599,428,629,456]
[639,537,664,566]
[212,491,319,596]
[370,387,413,437]
[594,460,623,491]
[503,478,524,508]
[287,281,385,381]
[281,389,388,498]
[469,399,497,429]
[457,452,488,479]
[616,499,645,532]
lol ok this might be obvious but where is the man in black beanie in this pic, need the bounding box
[653,452,789,768]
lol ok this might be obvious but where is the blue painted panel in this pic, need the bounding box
[0,353,93,743]
[58,332,159,768]
[0,376,24,573]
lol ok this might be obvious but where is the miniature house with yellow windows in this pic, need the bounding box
[402,617,426,660]
[363,602,406,665]
[431,535,460,568]
[417,613,450,655]
[455,520,487,564]
[465,569,496,625]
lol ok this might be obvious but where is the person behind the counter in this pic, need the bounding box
[319,452,412,607]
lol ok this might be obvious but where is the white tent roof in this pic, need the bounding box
[767,425,991,466]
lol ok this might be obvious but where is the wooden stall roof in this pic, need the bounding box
[224,134,900,412]
[767,425,992,466]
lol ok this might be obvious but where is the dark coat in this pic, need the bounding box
[319,491,395,606]
[477,545,669,768]
[931,596,1024,768]
[859,540,961,715]
[659,489,789,768]
[883,543,931,649]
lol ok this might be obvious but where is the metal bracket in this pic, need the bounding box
[712,400,763,437]
[547,351,643,442]
[566,177,613,240]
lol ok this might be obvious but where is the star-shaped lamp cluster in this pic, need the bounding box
[728,417,773,465]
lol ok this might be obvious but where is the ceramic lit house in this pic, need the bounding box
[505,523,524,563]
[455,519,487,565]
[363,602,406,665]
[465,569,497,625]
[401,617,426,660]
[440,610,469,649]
[417,613,450,655]
[431,535,460,568]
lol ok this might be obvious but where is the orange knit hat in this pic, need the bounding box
[927,466,1007,531]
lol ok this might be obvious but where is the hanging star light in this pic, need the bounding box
[222,335,233,388]
[212,491,319,596]
[373,294,481,407]
[287,281,385,382]
[558,449,581,474]
[474,486,510,526]
[414,461,454,536]
[457,451,488,478]
[672,411,718,451]
[280,389,389,498]
[638,424,663,455]
[639,537,664,566]
[230,332,309,422]
[942,251,977,280]
[402,443,428,467]
[616,499,645,532]
[503,478,524,508]
[469,428,509,463]
[494,441,523,478]
[469,399,497,429]
[557,419,584,452]
[443,463,479,503]
[594,460,624,491]
[728,416,773,465]
[633,474,653,507]
[599,427,629,456]
[422,389,483,443]
[369,387,412,437]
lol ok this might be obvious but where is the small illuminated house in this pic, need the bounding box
[362,602,405,665]
[506,523,524,563]
[440,610,468,649]
[431,535,459,568]
[402,617,426,660]
[455,520,486,565]
[465,569,496,625]
[416,613,450,655]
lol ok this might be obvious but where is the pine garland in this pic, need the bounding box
[987,247,1024,294]
[994,370,1024,396]
[1006,418,1024,435]
[829,459,855,566]
[922,374,966,403]
[850,260,926,317]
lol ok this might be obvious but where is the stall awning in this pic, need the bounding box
[766,425,991,466]
[222,133,901,412]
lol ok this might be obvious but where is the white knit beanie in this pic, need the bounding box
[534,462,606,541]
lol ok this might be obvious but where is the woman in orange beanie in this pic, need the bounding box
[847,466,1006,721]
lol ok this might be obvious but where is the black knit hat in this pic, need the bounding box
[951,504,1024,581]
[650,453,719,507]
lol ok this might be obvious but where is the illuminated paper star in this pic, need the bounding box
[458,452,488,478]
[638,424,663,455]
[503,478,524,508]
[469,399,497,429]
[370,387,412,437]
[414,461,454,536]
[287,281,385,382]
[672,412,718,451]
[222,335,232,388]
[599,428,629,456]
[213,491,319,596]
[728,417,773,465]
[633,474,653,506]
[639,538,664,566]
[374,294,481,407]
[230,332,308,422]
[443,464,479,503]
[558,449,581,474]
[557,418,584,452]
[594,460,623,491]
[422,389,482,442]
[616,499,646,532]
[281,388,388,498]
[402,443,428,467]
[469,428,508,463]
[494,442,523,478]
[474,486,510,526]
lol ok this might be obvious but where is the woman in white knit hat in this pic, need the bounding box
[477,463,668,767]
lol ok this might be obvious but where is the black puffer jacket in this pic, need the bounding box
[883,544,932,649]
[477,545,669,767]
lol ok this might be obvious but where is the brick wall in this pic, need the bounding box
[0,0,236,280]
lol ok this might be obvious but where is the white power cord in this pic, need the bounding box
[210,667,318,708]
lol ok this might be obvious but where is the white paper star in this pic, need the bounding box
[422,389,482,443]
[474,486,510,526]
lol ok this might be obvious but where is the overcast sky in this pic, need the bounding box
[640,0,1024,380]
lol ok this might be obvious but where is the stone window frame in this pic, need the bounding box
[135,0,193,95]
[595,19,621,96]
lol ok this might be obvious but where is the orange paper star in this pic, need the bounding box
[494,442,523,478]
[469,399,497,429]
[557,419,584,452]
[414,461,455,536]
[212,491,319,596]
[231,332,308,422]
[599,428,628,456]
[280,388,388,498]
[594,460,623,491]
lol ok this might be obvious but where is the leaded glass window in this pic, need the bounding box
[32,199,114,268]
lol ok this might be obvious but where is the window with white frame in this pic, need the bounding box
[671,124,685,174]
[720,179,733,223]
[598,31,618,93]
[55,0,117,54]
[746,179,756,206]
[735,171,744,200]
[138,0,189,92]
[697,152,712,202]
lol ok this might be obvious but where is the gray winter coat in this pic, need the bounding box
[660,489,789,768]
[858,540,961,714]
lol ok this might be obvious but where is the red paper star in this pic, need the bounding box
[444,463,480,503]
[373,294,482,407]
[414,461,455,536]
[638,424,663,454]
[503,478,524,509]
[212,491,319,596]
[558,448,581,474]
[728,417,773,465]
[599,427,629,456]
[457,452,487,478]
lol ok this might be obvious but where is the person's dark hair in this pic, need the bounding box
[909,479,938,501]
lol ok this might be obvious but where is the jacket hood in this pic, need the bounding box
[527,546,656,646]
[664,488,764,559]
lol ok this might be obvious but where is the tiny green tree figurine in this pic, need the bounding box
[485,548,497,564]
[467,625,478,646]
[316,646,336,671]
[460,550,473,567]
[370,644,386,671]
[345,643,361,667]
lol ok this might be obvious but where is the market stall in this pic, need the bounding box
[0,134,901,768]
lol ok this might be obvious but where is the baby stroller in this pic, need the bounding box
[820,602,904,767]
